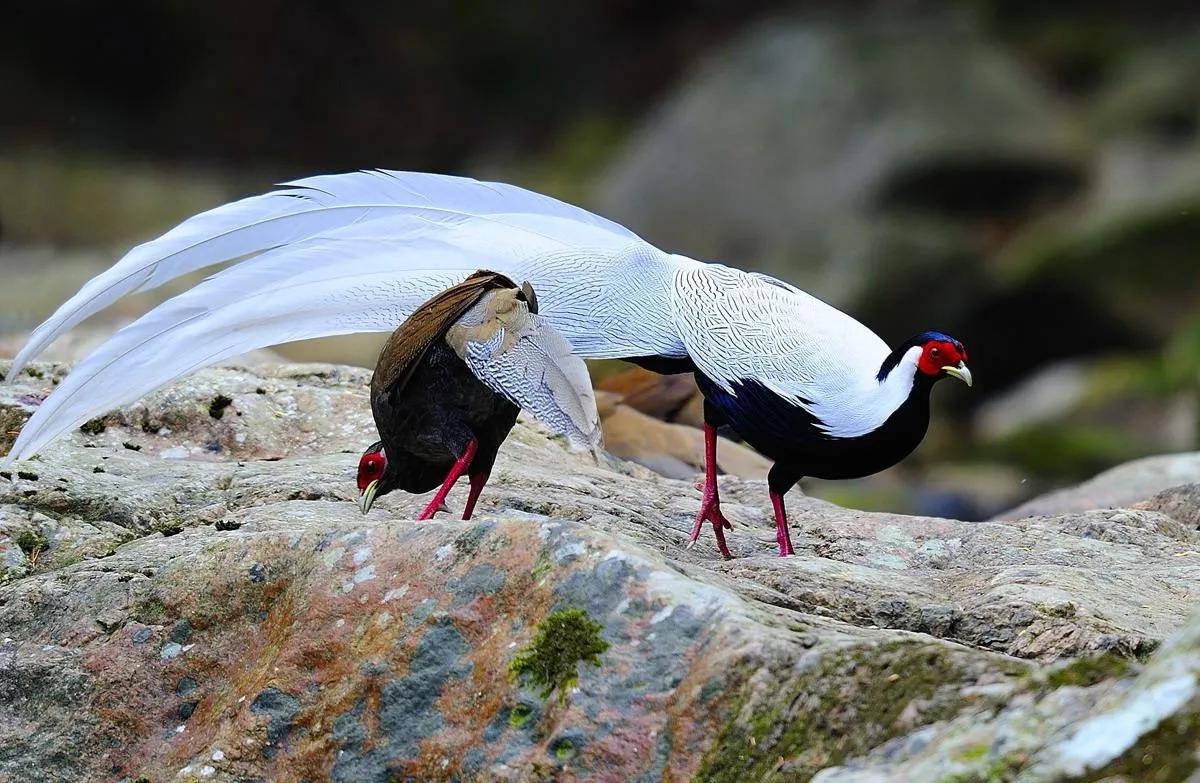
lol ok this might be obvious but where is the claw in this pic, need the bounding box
[686,423,735,559]
[689,496,733,559]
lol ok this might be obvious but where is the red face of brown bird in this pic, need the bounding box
[357,442,388,514]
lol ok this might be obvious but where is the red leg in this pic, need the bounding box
[461,470,490,520]
[417,440,478,520]
[687,423,733,559]
[770,490,795,557]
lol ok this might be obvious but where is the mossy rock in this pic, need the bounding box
[13,528,49,558]
[1043,652,1136,690]
[695,641,989,783]
[1003,193,1200,338]
[1070,709,1200,783]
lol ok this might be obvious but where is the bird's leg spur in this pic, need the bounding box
[460,470,491,521]
[417,440,478,520]
[687,423,733,559]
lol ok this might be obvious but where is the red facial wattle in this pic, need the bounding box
[917,340,965,377]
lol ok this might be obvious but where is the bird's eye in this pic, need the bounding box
[930,347,940,358]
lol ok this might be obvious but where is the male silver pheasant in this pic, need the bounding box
[4,170,970,557]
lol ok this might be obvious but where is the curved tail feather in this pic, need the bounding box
[6,169,640,381]
[6,171,685,461]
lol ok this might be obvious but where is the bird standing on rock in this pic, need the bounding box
[357,269,601,519]
[4,170,971,559]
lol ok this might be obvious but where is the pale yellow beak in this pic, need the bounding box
[358,480,380,515]
[942,361,973,387]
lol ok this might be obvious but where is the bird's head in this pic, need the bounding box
[356,441,390,514]
[914,332,972,386]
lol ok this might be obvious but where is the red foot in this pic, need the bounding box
[417,440,478,520]
[770,490,795,557]
[686,423,734,559]
[688,492,733,559]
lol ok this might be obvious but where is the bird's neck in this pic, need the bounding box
[882,354,936,406]
[813,345,931,439]
[873,343,936,411]
[877,342,927,386]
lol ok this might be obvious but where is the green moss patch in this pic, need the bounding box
[509,608,609,702]
[1045,653,1134,689]
[78,416,109,435]
[508,702,535,729]
[14,528,49,558]
[551,735,577,762]
[130,595,171,626]
[696,641,974,783]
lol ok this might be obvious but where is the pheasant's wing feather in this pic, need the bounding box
[449,290,602,456]
[371,270,514,399]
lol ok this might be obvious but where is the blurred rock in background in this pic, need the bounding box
[3,1,1200,517]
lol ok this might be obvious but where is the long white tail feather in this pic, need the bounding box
[7,171,686,461]
[6,170,641,381]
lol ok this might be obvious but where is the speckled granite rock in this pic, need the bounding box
[2,360,1200,782]
[814,610,1200,783]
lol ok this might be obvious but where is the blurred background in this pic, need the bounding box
[2,0,1199,518]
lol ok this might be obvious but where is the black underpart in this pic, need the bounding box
[371,340,519,496]
[696,369,941,488]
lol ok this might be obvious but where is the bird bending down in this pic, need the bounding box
[357,270,601,519]
[3,169,970,559]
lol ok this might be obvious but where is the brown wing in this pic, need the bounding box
[370,269,519,400]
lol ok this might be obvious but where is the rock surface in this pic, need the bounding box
[3,360,1200,782]
[999,451,1200,520]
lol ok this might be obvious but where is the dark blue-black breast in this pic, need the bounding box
[694,370,934,482]
[373,341,519,494]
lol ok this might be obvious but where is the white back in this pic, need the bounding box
[671,260,915,438]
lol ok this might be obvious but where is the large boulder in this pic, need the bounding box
[998,451,1200,520]
[993,32,1200,345]
[3,360,1200,781]
[973,358,1198,487]
[597,14,1083,314]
